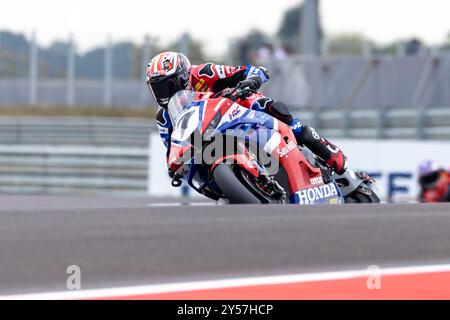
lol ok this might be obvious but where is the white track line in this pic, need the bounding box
[2,263,450,300]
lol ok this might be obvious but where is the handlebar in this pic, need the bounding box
[215,85,257,102]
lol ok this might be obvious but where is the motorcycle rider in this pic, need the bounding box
[418,160,450,202]
[145,51,348,177]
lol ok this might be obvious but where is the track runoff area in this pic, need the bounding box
[0,196,449,300]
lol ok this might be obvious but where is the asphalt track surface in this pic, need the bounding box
[0,195,449,295]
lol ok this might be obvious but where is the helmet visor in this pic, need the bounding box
[419,171,441,187]
[148,75,183,107]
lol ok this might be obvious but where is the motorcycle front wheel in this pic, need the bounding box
[213,164,261,204]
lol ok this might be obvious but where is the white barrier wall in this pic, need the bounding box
[147,134,200,198]
[148,133,450,201]
[334,139,450,201]
[148,134,179,197]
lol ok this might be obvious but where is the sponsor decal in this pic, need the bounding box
[229,108,241,121]
[290,121,302,132]
[327,144,340,154]
[292,182,343,205]
[158,127,169,134]
[248,66,257,76]
[217,65,226,79]
[162,58,173,71]
[278,141,297,158]
[310,127,320,140]
[310,176,324,185]
[194,79,207,92]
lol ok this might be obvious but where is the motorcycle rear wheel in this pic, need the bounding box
[345,186,381,203]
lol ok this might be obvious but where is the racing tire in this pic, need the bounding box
[213,164,261,204]
[345,187,381,204]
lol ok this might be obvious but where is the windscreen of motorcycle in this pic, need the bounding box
[168,90,199,142]
[168,90,196,123]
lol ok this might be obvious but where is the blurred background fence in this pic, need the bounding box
[1,45,449,112]
[0,117,153,146]
[0,145,148,194]
[1,51,449,142]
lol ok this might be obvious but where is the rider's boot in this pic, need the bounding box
[293,123,348,175]
[266,101,348,175]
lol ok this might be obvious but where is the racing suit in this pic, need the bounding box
[156,63,347,175]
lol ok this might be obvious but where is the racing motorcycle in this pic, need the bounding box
[166,85,380,204]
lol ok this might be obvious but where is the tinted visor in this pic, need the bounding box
[148,74,183,107]
[419,171,441,187]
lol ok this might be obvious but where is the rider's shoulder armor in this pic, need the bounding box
[190,64,217,93]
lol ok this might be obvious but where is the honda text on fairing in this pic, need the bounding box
[165,85,380,204]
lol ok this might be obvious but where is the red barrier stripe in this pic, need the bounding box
[106,271,450,300]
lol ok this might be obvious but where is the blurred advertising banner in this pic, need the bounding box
[334,139,450,202]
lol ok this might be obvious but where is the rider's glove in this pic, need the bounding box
[245,66,270,83]
[238,76,262,91]
[258,66,270,82]
[168,167,176,179]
